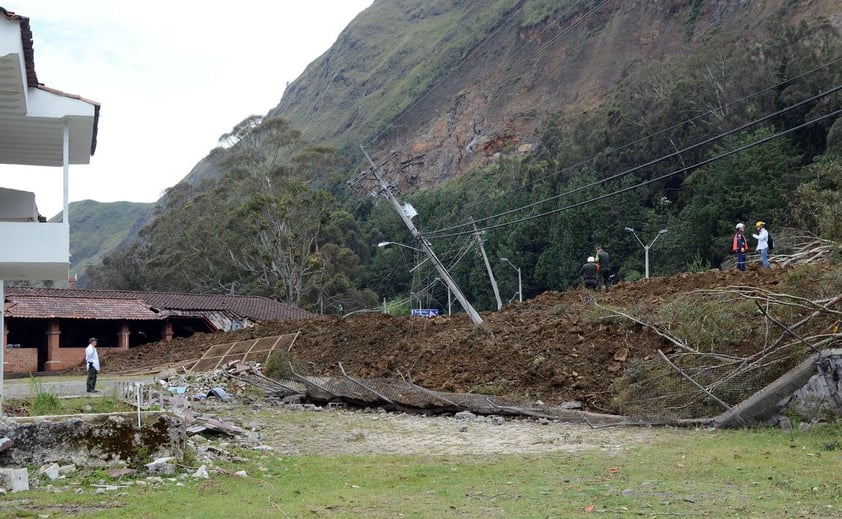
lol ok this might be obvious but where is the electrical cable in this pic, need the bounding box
[472,57,842,206]
[426,84,842,238]
[432,108,842,238]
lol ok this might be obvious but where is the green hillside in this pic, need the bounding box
[48,200,152,287]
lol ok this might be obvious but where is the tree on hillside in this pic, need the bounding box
[676,127,803,267]
[219,116,371,310]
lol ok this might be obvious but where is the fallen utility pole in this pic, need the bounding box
[360,145,483,325]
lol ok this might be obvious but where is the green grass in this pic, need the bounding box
[28,376,61,416]
[3,393,135,417]
[2,424,841,517]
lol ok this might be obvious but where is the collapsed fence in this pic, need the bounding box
[606,287,842,424]
[226,361,632,426]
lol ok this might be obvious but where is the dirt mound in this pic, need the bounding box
[96,265,790,413]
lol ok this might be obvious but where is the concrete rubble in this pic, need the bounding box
[0,361,280,493]
[714,349,842,428]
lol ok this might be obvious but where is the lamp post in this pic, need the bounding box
[378,241,431,273]
[499,257,522,303]
[624,227,668,279]
[377,241,421,252]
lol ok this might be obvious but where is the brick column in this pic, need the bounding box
[115,322,130,351]
[163,320,173,342]
[44,319,62,371]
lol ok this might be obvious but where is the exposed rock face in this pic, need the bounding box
[786,351,842,420]
[270,0,840,192]
[0,412,185,467]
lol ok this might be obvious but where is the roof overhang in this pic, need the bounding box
[0,8,100,167]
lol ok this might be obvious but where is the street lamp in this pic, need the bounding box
[624,227,668,279]
[377,241,423,252]
[378,241,430,272]
[499,257,522,303]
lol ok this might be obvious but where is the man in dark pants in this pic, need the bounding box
[732,223,749,271]
[85,337,100,393]
[581,256,599,291]
[595,246,611,292]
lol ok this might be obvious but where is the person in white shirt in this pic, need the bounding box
[752,221,770,268]
[85,337,100,393]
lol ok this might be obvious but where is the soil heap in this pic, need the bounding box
[92,264,798,413]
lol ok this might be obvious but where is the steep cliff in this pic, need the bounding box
[269,0,840,191]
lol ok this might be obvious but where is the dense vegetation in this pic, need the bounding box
[88,4,842,316]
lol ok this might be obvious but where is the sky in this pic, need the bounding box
[4,0,373,218]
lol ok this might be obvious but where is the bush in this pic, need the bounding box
[29,376,61,416]
[264,350,305,380]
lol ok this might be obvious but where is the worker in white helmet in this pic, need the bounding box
[731,223,749,271]
[581,256,599,291]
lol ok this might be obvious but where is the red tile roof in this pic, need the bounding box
[6,295,161,320]
[0,7,37,87]
[4,287,315,322]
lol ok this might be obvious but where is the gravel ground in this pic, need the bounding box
[2,376,695,457]
[204,399,696,457]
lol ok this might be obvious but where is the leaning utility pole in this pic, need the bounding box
[360,146,483,325]
[471,217,502,310]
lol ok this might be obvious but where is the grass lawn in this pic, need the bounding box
[1,420,841,518]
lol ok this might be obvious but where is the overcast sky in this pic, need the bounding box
[4,0,372,217]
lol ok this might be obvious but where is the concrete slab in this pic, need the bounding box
[714,349,842,428]
[0,467,29,492]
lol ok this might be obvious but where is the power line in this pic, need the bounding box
[433,108,842,238]
[470,57,842,208]
[426,84,842,238]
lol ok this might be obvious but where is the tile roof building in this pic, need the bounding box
[3,287,315,374]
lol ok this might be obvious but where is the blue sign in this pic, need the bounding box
[411,309,439,317]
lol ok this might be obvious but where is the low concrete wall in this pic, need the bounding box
[0,411,185,467]
[44,347,86,372]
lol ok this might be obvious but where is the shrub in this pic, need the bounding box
[29,376,61,416]
[264,350,305,380]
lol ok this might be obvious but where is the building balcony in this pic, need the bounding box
[0,221,69,280]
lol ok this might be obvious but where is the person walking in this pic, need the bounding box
[581,256,599,291]
[732,223,749,271]
[85,337,100,393]
[595,246,611,292]
[752,221,771,268]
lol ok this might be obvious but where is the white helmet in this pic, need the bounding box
[587,256,595,262]
[736,223,745,230]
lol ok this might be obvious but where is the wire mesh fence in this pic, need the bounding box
[280,362,629,426]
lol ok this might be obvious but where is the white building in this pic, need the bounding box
[1,6,100,393]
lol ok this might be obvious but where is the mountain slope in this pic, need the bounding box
[82,0,841,300]
[50,200,152,286]
[270,0,841,189]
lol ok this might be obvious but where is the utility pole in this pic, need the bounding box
[471,217,502,310]
[360,146,483,325]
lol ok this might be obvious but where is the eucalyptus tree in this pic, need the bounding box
[220,115,368,310]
